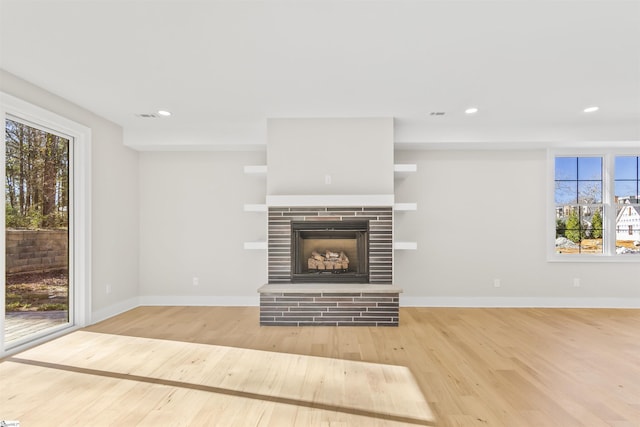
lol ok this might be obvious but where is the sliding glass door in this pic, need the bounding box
[4,116,72,348]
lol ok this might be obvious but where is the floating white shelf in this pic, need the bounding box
[246,164,414,175]
[243,204,267,212]
[266,194,394,207]
[394,164,417,173]
[243,165,267,175]
[244,241,267,250]
[394,241,418,250]
[394,203,417,211]
[247,241,415,251]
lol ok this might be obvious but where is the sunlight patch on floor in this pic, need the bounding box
[1,331,434,426]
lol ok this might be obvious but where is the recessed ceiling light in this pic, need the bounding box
[583,106,599,113]
[157,110,172,117]
[465,107,479,114]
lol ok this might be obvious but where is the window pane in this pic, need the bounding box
[580,205,604,254]
[555,157,602,204]
[615,181,638,200]
[615,156,639,202]
[578,157,602,180]
[554,205,604,254]
[555,181,577,204]
[555,157,577,180]
[578,181,602,203]
[615,156,638,180]
[615,204,640,255]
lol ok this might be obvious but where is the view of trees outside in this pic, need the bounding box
[5,118,70,326]
[555,156,640,255]
[5,119,69,229]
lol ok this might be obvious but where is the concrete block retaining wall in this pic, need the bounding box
[5,229,68,274]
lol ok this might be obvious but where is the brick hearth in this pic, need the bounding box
[258,284,401,326]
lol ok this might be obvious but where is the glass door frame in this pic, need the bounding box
[1,92,91,357]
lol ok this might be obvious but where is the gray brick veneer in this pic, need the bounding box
[267,206,393,284]
[259,291,399,326]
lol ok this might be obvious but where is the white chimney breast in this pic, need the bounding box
[266,118,394,197]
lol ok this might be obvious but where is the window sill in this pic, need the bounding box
[547,254,640,263]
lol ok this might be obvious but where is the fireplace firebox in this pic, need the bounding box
[291,220,369,283]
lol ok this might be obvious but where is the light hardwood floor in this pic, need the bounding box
[2,307,639,426]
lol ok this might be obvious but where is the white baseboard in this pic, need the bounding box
[400,296,640,308]
[139,295,259,307]
[90,297,140,324]
[89,296,639,324]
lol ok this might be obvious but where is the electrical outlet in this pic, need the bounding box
[325,174,332,185]
[493,279,501,288]
[106,283,112,294]
[573,278,581,287]
[192,277,199,286]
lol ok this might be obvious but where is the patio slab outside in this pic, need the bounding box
[4,311,68,344]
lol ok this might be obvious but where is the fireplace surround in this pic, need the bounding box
[267,206,393,284]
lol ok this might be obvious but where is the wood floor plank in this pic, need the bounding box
[1,306,639,426]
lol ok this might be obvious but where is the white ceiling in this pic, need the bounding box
[1,0,639,150]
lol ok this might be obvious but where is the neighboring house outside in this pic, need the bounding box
[615,203,640,242]
[555,196,640,243]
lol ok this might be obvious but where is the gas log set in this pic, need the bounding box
[307,250,350,272]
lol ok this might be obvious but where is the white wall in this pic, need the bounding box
[138,151,267,305]
[267,118,394,196]
[138,147,639,307]
[0,70,140,319]
[394,149,640,306]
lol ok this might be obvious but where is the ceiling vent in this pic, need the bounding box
[136,113,158,118]
[429,112,446,116]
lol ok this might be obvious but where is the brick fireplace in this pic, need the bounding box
[267,206,393,284]
[258,205,401,326]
